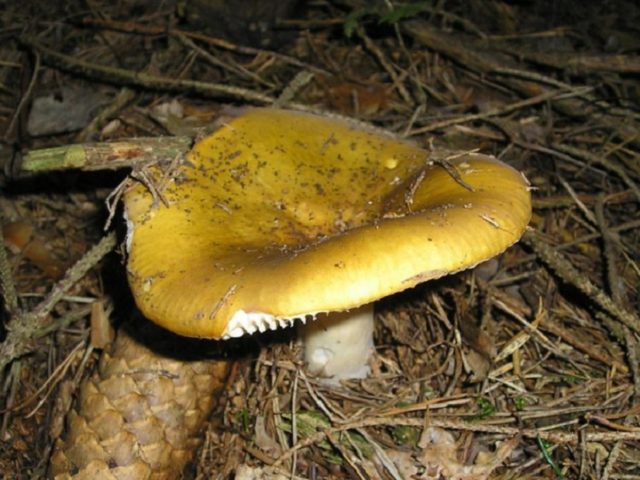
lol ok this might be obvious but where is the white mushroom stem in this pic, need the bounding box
[299,304,374,383]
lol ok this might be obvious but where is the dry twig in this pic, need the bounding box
[0,232,117,373]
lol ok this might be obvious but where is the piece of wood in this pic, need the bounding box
[20,137,192,173]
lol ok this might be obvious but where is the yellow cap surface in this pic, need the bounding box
[124,108,531,339]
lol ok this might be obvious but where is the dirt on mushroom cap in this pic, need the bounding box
[124,108,532,339]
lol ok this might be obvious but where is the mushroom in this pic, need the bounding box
[124,107,531,382]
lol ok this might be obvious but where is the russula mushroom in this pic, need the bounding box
[124,107,531,382]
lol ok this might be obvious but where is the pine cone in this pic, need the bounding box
[49,322,230,480]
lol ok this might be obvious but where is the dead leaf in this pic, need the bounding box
[418,427,518,480]
[27,85,109,136]
[90,300,114,349]
[3,221,66,278]
[318,76,389,116]
[253,415,282,457]
[234,464,288,480]
[387,449,421,478]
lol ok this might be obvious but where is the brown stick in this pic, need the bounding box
[402,22,640,145]
[521,230,640,337]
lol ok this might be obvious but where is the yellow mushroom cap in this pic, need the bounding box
[124,108,531,339]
